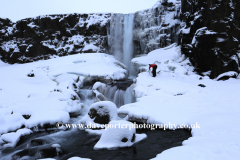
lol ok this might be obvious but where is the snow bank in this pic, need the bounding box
[0,60,10,67]
[118,44,240,159]
[94,120,146,149]
[132,43,180,66]
[0,128,32,148]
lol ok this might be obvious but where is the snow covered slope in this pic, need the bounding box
[119,44,240,160]
[0,53,127,148]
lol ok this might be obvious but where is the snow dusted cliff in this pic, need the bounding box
[0,0,182,65]
[0,13,112,63]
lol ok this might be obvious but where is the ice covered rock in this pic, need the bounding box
[0,128,33,148]
[94,120,147,149]
[92,82,106,94]
[216,71,238,81]
[92,82,107,101]
[80,101,118,125]
[51,143,61,148]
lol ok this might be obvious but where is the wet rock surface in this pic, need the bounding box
[109,79,133,91]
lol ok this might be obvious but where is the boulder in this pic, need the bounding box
[80,101,118,125]
[216,71,238,81]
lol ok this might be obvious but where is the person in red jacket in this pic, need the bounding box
[149,64,158,77]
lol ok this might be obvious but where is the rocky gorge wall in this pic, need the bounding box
[180,0,240,78]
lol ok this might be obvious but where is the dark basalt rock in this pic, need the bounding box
[0,13,111,64]
[121,133,135,143]
[27,73,35,77]
[131,133,136,142]
[181,0,240,79]
[31,123,58,131]
[198,84,206,88]
[11,145,64,160]
[22,115,31,119]
[121,137,128,143]
[88,108,110,125]
[216,72,238,81]
[217,75,237,81]
[28,139,46,147]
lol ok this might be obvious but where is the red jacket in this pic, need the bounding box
[149,64,157,69]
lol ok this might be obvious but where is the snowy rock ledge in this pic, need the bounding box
[0,128,32,148]
[94,120,146,150]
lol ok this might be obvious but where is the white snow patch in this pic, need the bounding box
[94,120,146,149]
[0,128,32,148]
[68,157,91,160]
[82,43,100,52]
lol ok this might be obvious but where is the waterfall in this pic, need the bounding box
[108,13,135,77]
[109,14,124,62]
[123,14,134,71]
[104,85,135,108]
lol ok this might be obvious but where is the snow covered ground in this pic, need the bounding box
[1,42,240,159]
[118,44,240,159]
[0,53,127,149]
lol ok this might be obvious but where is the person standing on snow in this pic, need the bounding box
[149,64,158,77]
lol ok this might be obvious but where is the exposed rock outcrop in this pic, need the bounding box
[0,13,111,63]
[181,0,240,78]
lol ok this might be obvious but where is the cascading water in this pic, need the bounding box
[123,14,134,72]
[108,13,135,77]
[104,85,135,108]
[108,14,124,62]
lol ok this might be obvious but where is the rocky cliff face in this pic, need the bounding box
[132,0,181,56]
[181,0,240,78]
[0,13,111,63]
[0,0,182,65]
[1,0,238,79]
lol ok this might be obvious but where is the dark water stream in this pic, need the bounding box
[0,127,191,160]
